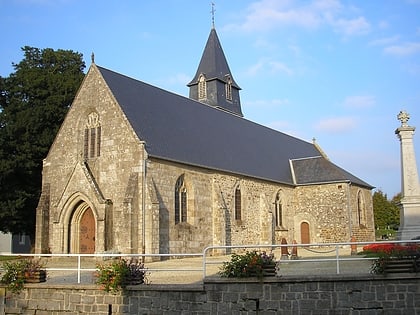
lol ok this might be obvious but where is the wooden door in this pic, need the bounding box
[300,222,310,244]
[79,208,95,254]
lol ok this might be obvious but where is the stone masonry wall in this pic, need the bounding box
[293,184,350,243]
[2,275,419,314]
[148,157,375,255]
[350,185,376,242]
[293,183,375,243]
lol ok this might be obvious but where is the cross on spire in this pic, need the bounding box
[211,2,216,28]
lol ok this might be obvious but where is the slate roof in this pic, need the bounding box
[97,65,373,189]
[291,156,371,186]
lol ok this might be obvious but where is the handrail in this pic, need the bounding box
[1,239,419,284]
[202,239,420,279]
[0,253,202,284]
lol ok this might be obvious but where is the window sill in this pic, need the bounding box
[275,226,288,231]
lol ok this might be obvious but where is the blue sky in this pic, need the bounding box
[1,0,420,198]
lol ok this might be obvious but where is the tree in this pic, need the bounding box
[390,193,402,228]
[0,46,85,238]
[372,190,400,230]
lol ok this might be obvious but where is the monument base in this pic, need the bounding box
[396,227,420,241]
[397,196,420,240]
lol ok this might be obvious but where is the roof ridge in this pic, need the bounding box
[290,155,323,161]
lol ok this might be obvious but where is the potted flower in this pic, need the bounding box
[218,250,278,278]
[1,258,47,294]
[95,258,146,293]
[361,243,420,274]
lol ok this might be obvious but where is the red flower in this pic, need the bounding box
[363,243,419,256]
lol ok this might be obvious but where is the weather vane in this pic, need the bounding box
[211,2,216,28]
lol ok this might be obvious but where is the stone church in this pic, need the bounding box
[35,27,375,255]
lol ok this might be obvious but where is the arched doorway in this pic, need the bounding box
[300,222,310,244]
[69,202,96,254]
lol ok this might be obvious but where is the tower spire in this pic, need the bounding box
[187,27,243,117]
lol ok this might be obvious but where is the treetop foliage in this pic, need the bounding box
[0,46,85,237]
[372,189,400,230]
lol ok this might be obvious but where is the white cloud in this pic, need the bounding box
[245,58,294,76]
[239,0,326,31]
[246,99,290,107]
[331,16,371,36]
[155,73,191,93]
[224,0,370,37]
[15,0,70,5]
[369,36,400,47]
[403,62,420,75]
[370,37,420,58]
[384,42,420,56]
[225,0,335,31]
[268,61,294,75]
[254,38,277,50]
[314,117,358,133]
[245,60,265,77]
[288,44,302,56]
[266,120,302,137]
[343,95,376,109]
[378,20,389,30]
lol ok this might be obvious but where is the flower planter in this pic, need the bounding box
[261,264,276,277]
[249,264,276,277]
[124,275,145,285]
[25,270,47,283]
[382,257,420,274]
[363,243,420,274]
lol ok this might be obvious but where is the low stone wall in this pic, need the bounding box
[1,274,420,314]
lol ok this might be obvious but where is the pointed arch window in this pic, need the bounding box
[225,76,232,101]
[234,186,241,221]
[198,74,207,100]
[175,175,187,224]
[274,191,283,228]
[84,112,101,159]
[357,190,366,227]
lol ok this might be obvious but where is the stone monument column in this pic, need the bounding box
[395,110,420,240]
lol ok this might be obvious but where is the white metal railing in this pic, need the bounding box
[0,253,202,284]
[203,239,420,278]
[0,239,419,284]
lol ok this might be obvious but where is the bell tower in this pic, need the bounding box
[188,27,243,117]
